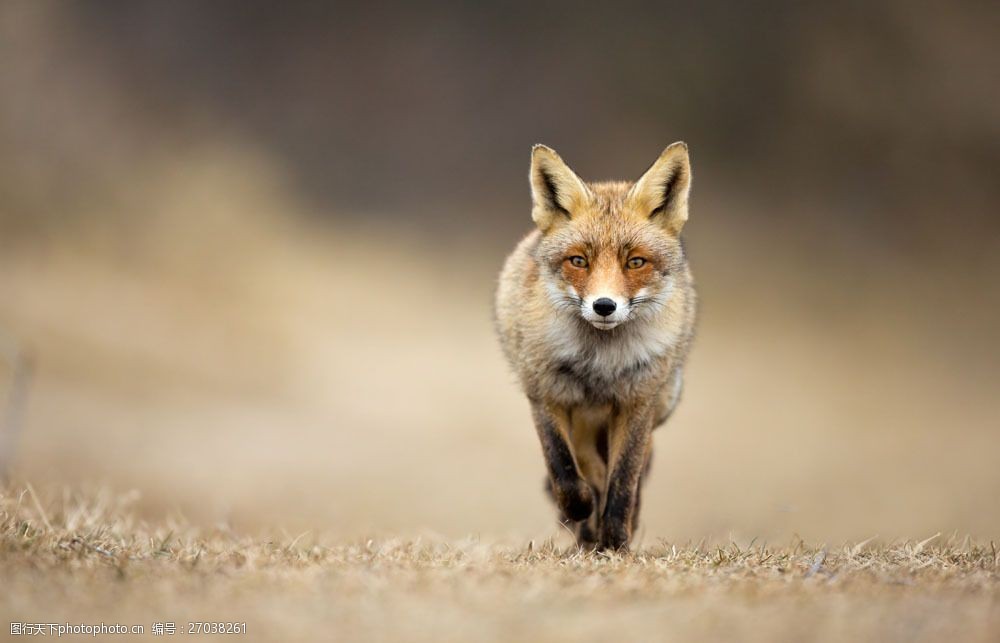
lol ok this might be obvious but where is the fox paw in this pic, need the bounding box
[575,521,599,550]
[555,480,594,522]
[598,521,631,552]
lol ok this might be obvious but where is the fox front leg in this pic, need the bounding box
[530,401,594,523]
[600,404,654,551]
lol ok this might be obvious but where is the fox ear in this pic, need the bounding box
[530,144,590,231]
[629,142,692,235]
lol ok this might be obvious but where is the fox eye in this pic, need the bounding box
[626,257,647,269]
[567,256,588,268]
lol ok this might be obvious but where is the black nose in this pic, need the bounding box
[592,298,617,317]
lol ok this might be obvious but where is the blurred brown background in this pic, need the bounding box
[1,1,997,543]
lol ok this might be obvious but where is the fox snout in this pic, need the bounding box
[592,298,616,316]
[580,293,631,329]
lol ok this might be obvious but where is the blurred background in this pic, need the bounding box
[0,0,997,543]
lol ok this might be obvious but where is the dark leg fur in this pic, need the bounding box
[631,448,652,533]
[599,406,654,551]
[532,402,593,523]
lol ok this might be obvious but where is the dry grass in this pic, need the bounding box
[2,484,998,642]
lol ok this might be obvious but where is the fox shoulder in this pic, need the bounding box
[494,231,544,346]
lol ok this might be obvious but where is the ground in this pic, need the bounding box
[1,484,997,642]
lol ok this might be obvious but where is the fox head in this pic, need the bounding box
[529,142,692,331]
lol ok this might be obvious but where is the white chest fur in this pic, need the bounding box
[546,315,674,374]
[537,312,677,406]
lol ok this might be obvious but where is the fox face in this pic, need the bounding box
[529,143,692,331]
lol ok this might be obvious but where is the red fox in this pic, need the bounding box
[495,143,697,550]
